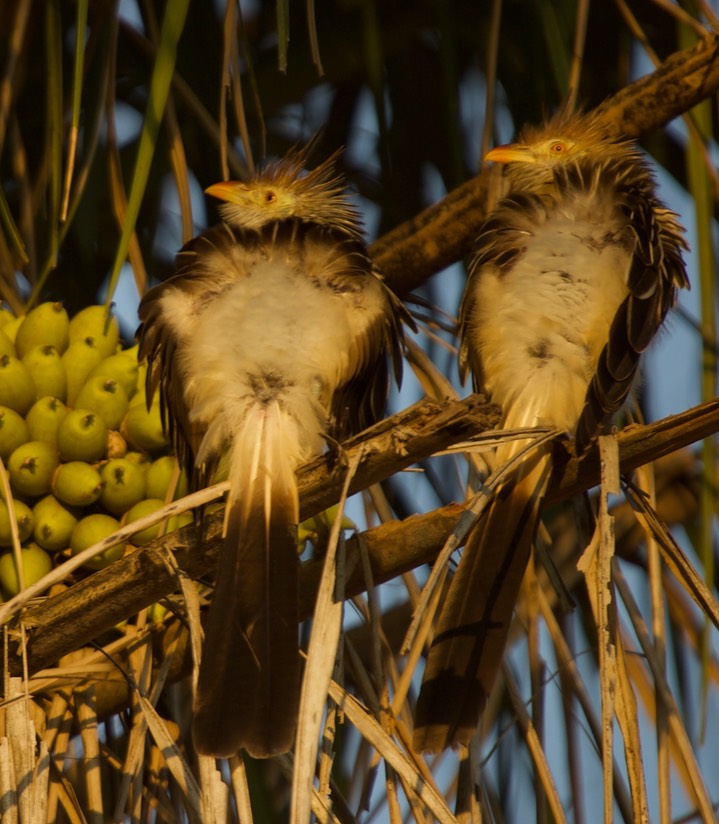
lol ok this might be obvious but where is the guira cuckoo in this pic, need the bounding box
[414,111,689,753]
[138,146,407,758]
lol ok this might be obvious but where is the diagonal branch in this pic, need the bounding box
[8,395,719,681]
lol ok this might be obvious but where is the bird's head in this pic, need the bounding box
[485,111,628,190]
[205,146,363,236]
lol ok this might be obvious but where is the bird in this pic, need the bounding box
[137,143,408,758]
[413,110,689,753]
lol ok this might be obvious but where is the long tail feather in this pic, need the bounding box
[192,403,300,758]
[413,443,552,753]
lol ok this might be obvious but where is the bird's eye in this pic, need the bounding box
[549,141,566,155]
[264,190,277,203]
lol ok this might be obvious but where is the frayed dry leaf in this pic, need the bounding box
[27,625,157,699]
[197,754,229,824]
[24,736,49,821]
[114,702,147,820]
[434,425,555,457]
[318,701,338,798]
[327,683,454,823]
[613,563,717,822]
[0,736,17,823]
[177,566,204,691]
[617,621,716,815]
[6,678,37,823]
[228,754,254,824]
[42,690,80,824]
[393,583,440,721]
[577,435,618,824]
[597,436,649,823]
[537,585,633,816]
[623,480,719,630]
[75,685,103,820]
[502,665,568,824]
[383,761,405,824]
[614,637,649,823]
[292,449,361,824]
[635,462,671,821]
[403,430,556,655]
[310,791,340,824]
[293,570,344,823]
[113,628,165,821]
[49,778,85,824]
[405,337,460,401]
[599,433,621,495]
[137,694,203,821]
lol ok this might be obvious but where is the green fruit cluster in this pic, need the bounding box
[0,302,190,598]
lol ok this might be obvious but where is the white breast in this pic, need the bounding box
[162,255,385,462]
[470,192,631,433]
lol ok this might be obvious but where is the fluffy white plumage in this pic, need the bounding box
[414,111,688,753]
[138,148,407,757]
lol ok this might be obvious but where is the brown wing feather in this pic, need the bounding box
[574,159,688,453]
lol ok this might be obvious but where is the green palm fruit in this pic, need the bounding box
[2,314,24,343]
[56,410,108,462]
[21,344,67,402]
[0,406,29,460]
[0,543,52,596]
[88,351,139,399]
[32,494,78,552]
[70,513,124,570]
[99,458,146,515]
[25,397,68,446]
[147,601,168,624]
[68,305,120,359]
[321,504,356,531]
[297,505,357,550]
[125,498,177,546]
[176,510,193,528]
[74,376,129,430]
[0,354,35,415]
[0,498,34,546]
[62,337,104,406]
[124,451,151,471]
[0,327,15,357]
[14,302,70,358]
[8,440,60,498]
[128,384,145,409]
[145,455,180,500]
[52,461,104,507]
[120,398,169,452]
[129,360,149,408]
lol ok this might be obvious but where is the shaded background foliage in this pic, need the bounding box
[1,0,701,313]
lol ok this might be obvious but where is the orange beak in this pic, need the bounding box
[204,180,247,203]
[484,143,533,164]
